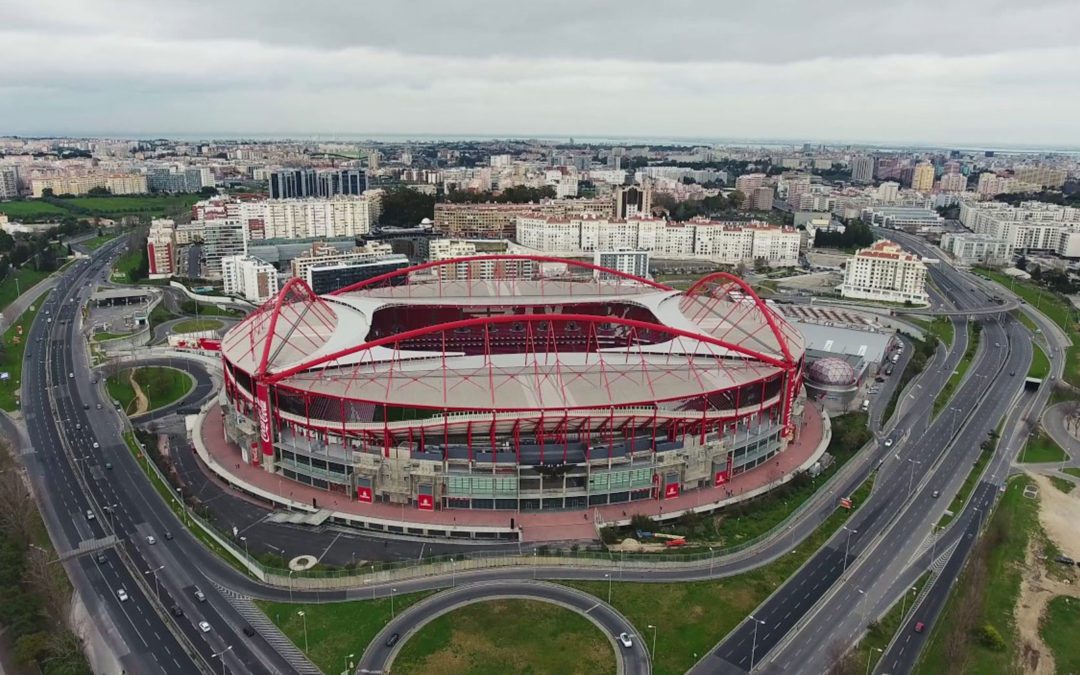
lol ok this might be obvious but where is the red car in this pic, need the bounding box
[914,621,925,633]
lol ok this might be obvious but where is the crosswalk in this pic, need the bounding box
[212,583,324,675]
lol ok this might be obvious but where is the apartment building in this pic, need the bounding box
[734,173,767,196]
[203,219,248,278]
[432,197,614,240]
[268,168,367,199]
[938,232,1012,266]
[515,216,800,266]
[594,249,650,279]
[31,172,148,197]
[0,167,20,199]
[850,156,874,183]
[747,186,775,211]
[146,219,177,278]
[222,255,279,303]
[840,240,928,304]
[288,241,394,281]
[1012,165,1067,189]
[910,162,935,193]
[239,196,376,241]
[959,200,1080,252]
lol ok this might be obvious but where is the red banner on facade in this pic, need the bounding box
[356,486,373,503]
[255,380,274,456]
[714,471,729,487]
[664,482,680,499]
[418,494,434,511]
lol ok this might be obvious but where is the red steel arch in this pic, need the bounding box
[682,271,799,366]
[329,254,675,296]
[263,311,791,384]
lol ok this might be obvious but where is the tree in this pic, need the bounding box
[86,186,111,196]
[728,190,745,210]
[380,187,435,227]
[198,186,219,197]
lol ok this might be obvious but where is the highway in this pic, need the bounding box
[357,580,650,674]
[20,243,300,674]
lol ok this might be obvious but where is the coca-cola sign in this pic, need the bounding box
[255,381,274,455]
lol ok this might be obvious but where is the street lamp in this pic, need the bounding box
[144,564,164,601]
[900,585,918,621]
[346,653,355,672]
[297,610,309,653]
[240,535,249,558]
[211,645,233,675]
[749,615,766,671]
[865,647,883,675]
[451,559,456,588]
[842,526,857,573]
[289,569,295,603]
[604,573,612,605]
[708,546,714,577]
[906,458,921,495]
[856,588,867,623]
[391,587,397,619]
[646,624,657,667]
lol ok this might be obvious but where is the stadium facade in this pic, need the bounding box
[219,255,807,512]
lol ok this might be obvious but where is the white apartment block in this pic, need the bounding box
[222,255,280,303]
[841,240,928,305]
[515,216,800,267]
[429,239,479,262]
[1056,227,1080,258]
[959,200,1080,252]
[239,196,376,241]
[31,173,148,197]
[939,232,1012,266]
[594,249,650,279]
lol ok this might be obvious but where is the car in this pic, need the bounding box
[385,632,400,647]
[146,535,156,545]
[931,490,940,498]
[104,462,112,470]
[96,403,102,410]
[914,621,925,633]
[194,590,206,602]
[117,589,129,602]
[242,625,256,637]
[1010,371,1016,376]
[68,372,73,378]
[884,439,894,447]
[164,531,173,540]
[75,423,81,430]
[618,632,634,648]
[92,441,100,449]
[85,509,95,521]
[96,553,107,564]
[83,403,89,410]
[170,604,184,617]
[198,621,211,633]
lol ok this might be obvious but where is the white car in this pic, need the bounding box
[117,589,129,602]
[92,442,100,449]
[86,509,95,521]
[617,632,633,648]
[146,535,157,545]
[198,621,211,633]
[884,439,894,447]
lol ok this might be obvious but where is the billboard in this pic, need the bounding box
[255,380,274,456]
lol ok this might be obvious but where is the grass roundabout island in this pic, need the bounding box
[390,598,616,675]
[106,365,193,415]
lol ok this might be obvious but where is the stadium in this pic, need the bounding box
[219,255,807,512]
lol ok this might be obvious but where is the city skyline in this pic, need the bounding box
[4,0,1080,146]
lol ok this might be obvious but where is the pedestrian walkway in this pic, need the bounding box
[195,400,828,543]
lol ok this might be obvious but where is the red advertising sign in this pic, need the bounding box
[664,482,680,499]
[840,497,853,509]
[255,380,274,456]
[418,494,434,511]
[356,486,373,503]
[714,471,729,487]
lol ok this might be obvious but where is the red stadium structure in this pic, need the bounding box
[219,255,806,512]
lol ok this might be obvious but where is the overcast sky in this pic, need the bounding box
[3,0,1080,146]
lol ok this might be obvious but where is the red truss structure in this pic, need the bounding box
[219,255,806,505]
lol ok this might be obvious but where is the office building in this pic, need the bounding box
[288,241,395,281]
[203,219,248,279]
[147,167,212,193]
[841,240,928,304]
[305,256,410,294]
[850,156,874,183]
[222,255,279,303]
[594,249,650,279]
[268,168,367,199]
[861,206,943,231]
[911,162,935,193]
[146,219,177,278]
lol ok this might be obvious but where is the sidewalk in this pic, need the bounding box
[195,399,828,543]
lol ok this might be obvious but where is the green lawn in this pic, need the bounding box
[392,599,615,675]
[1041,594,1080,674]
[933,322,979,416]
[1048,476,1075,494]
[81,233,120,251]
[171,318,223,333]
[1028,345,1050,380]
[915,475,1040,675]
[1020,432,1068,464]
[256,591,438,675]
[1015,310,1038,333]
[0,291,51,411]
[56,194,201,218]
[107,366,193,414]
[113,248,146,283]
[1064,468,1080,479]
[976,269,1080,387]
[938,442,994,528]
[562,474,877,675]
[93,330,134,342]
[180,300,244,317]
[0,199,71,219]
[0,267,51,312]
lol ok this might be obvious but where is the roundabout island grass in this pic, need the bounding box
[171,317,224,333]
[392,599,616,675]
[106,366,193,415]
